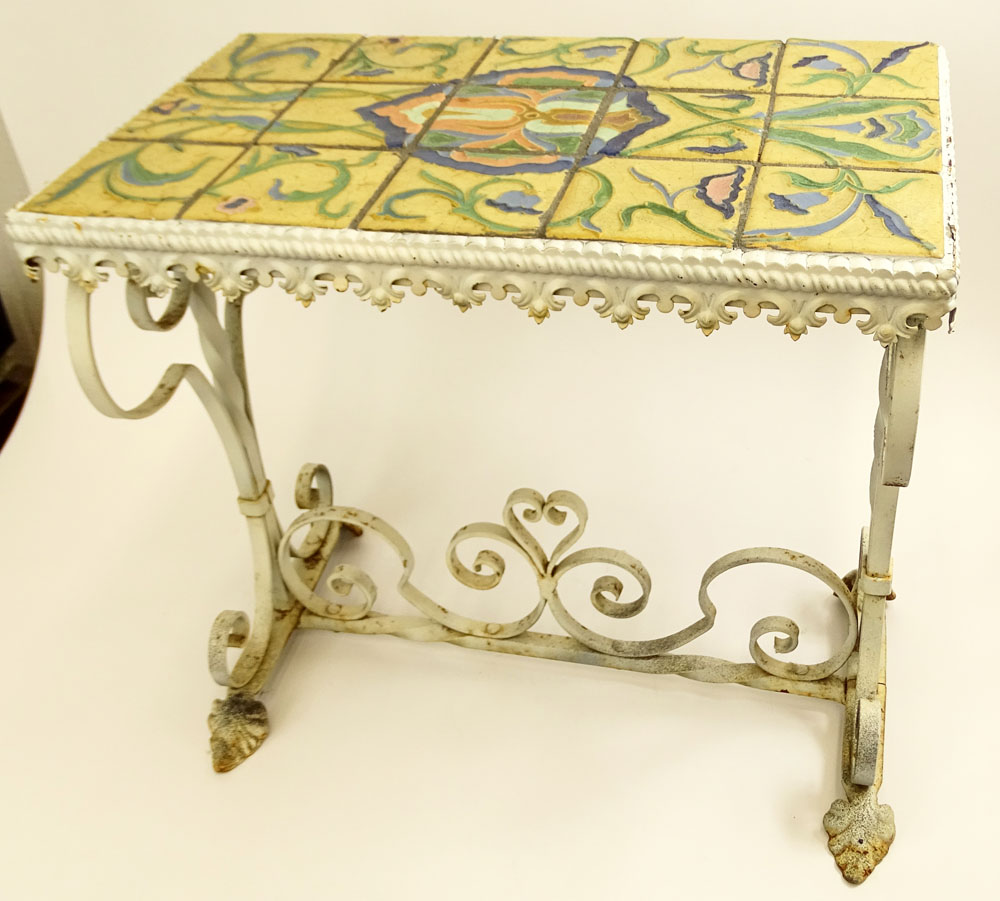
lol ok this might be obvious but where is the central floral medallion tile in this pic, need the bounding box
[593,90,768,160]
[113,81,303,144]
[20,33,949,259]
[361,157,567,236]
[322,36,489,83]
[182,146,398,227]
[763,97,941,171]
[260,83,454,149]
[188,34,362,82]
[776,40,939,98]
[547,158,749,245]
[627,39,782,92]
[417,77,609,170]
[473,37,634,85]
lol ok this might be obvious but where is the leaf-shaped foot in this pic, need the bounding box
[823,790,895,884]
[208,694,269,773]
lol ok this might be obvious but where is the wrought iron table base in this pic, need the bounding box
[64,272,923,886]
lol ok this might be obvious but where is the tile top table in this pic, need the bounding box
[5,34,959,886]
[10,33,955,340]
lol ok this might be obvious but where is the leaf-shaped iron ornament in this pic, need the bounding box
[208,693,270,773]
[823,790,896,884]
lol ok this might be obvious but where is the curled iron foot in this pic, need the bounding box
[208,693,269,773]
[823,789,895,884]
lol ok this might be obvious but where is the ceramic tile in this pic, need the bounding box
[777,40,938,98]
[112,81,302,144]
[546,157,748,245]
[418,81,609,162]
[21,141,243,219]
[763,96,941,172]
[322,36,489,83]
[261,83,453,149]
[183,146,399,227]
[590,90,767,160]
[360,157,568,236]
[743,166,942,256]
[626,39,781,92]
[188,33,361,82]
[472,37,633,86]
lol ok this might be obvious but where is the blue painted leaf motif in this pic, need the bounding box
[685,140,747,155]
[792,55,843,71]
[695,167,746,218]
[872,42,930,73]
[485,190,543,214]
[273,144,319,157]
[579,45,622,59]
[350,68,394,77]
[268,178,290,200]
[863,194,930,247]
[769,191,829,215]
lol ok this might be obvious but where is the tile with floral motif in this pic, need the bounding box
[182,146,398,227]
[591,90,767,160]
[546,158,748,245]
[113,81,303,144]
[322,36,489,83]
[626,39,781,92]
[188,33,361,82]
[360,157,567,236]
[261,83,454,149]
[742,166,942,256]
[763,96,941,171]
[417,80,608,162]
[777,40,938,98]
[21,141,244,220]
[472,37,633,86]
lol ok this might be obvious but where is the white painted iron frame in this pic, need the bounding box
[48,257,929,885]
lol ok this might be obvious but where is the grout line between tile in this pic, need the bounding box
[349,38,500,229]
[174,36,367,221]
[534,40,640,236]
[734,41,786,250]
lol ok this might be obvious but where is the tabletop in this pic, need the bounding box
[5,34,959,342]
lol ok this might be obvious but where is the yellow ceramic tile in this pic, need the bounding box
[188,33,361,82]
[546,157,748,245]
[742,166,942,256]
[112,81,302,144]
[626,38,781,92]
[323,36,489,83]
[21,141,243,220]
[183,146,399,227]
[472,37,633,86]
[763,96,941,171]
[361,157,568,236]
[261,83,453,149]
[594,90,767,160]
[777,39,939,98]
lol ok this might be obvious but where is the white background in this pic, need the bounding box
[0,3,996,898]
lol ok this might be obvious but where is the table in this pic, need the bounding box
[4,33,958,884]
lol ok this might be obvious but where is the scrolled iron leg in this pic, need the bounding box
[824,326,924,882]
[824,588,895,884]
